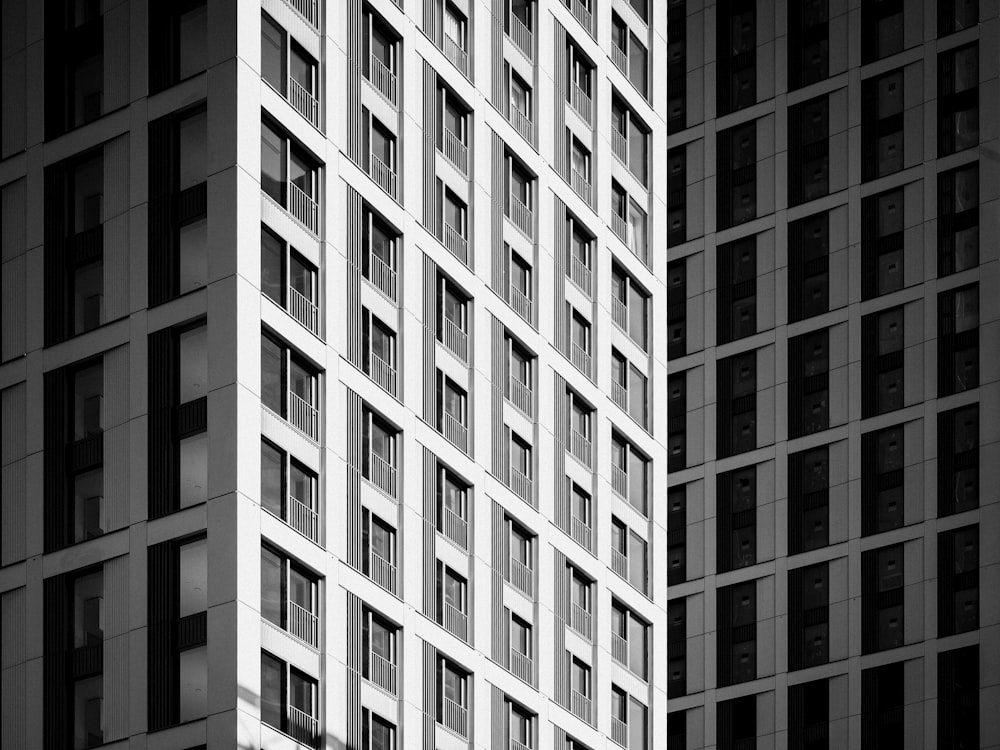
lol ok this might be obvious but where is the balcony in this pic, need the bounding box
[444,221,468,263]
[288,285,319,336]
[508,376,533,417]
[570,82,592,125]
[288,391,319,442]
[612,380,628,412]
[570,689,592,723]
[369,350,397,396]
[369,549,397,592]
[287,706,320,748]
[509,558,533,598]
[508,194,533,239]
[367,252,397,301]
[368,54,398,107]
[368,651,397,695]
[611,717,629,747]
[612,295,628,330]
[367,452,397,498]
[612,128,628,164]
[443,411,468,452]
[288,181,319,235]
[442,126,469,175]
[444,34,469,76]
[571,342,592,378]
[510,648,533,683]
[570,255,592,296]
[509,14,533,60]
[570,602,592,640]
[444,601,468,640]
[442,315,469,362]
[612,548,628,579]
[510,105,533,143]
[442,506,468,550]
[510,466,532,503]
[285,0,318,30]
[612,44,628,74]
[287,494,319,544]
[611,212,628,243]
[612,464,628,497]
[370,153,397,199]
[288,76,319,128]
[571,0,593,34]
[571,515,592,549]
[570,428,592,468]
[287,600,319,648]
[611,632,628,666]
[443,697,469,738]
[571,167,592,204]
[510,284,532,322]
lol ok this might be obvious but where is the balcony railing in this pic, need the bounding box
[612,464,628,497]
[612,380,628,411]
[571,342,592,378]
[288,76,319,128]
[612,295,628,330]
[571,515,592,550]
[510,105,533,143]
[611,717,629,747]
[288,181,319,235]
[444,34,469,76]
[369,549,397,592]
[443,697,469,738]
[367,252,397,301]
[288,285,319,335]
[509,14,533,59]
[611,212,628,243]
[444,221,468,263]
[287,600,319,648]
[510,284,532,321]
[509,558,533,598]
[570,689,592,722]
[285,0,318,29]
[570,428,592,468]
[508,376,533,417]
[287,706,320,748]
[370,153,397,199]
[442,506,468,550]
[570,603,592,640]
[571,168,592,204]
[611,632,629,666]
[510,648,533,683]
[612,548,628,579]
[368,54,398,107]
[443,411,468,452]
[367,452,397,498]
[511,741,531,750]
[570,255,592,296]
[571,0,593,34]
[510,466,532,503]
[612,128,628,164]
[369,350,397,396]
[442,316,469,362]
[369,651,397,695]
[612,44,628,74]
[288,391,319,442]
[443,126,469,175]
[287,494,319,543]
[443,601,468,640]
[508,194,533,238]
[570,82,592,125]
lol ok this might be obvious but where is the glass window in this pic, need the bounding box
[73,155,103,234]
[289,148,313,198]
[370,516,395,563]
[370,23,394,69]
[371,120,394,169]
[261,441,284,517]
[510,75,530,116]
[73,675,103,750]
[73,53,103,128]
[261,122,285,203]
[289,460,314,513]
[179,325,208,404]
[444,569,466,612]
[261,547,283,626]
[289,41,314,95]
[177,3,208,81]
[73,571,104,648]
[178,217,207,295]
[260,652,284,729]
[72,260,103,335]
[261,336,284,413]
[73,361,104,440]
[261,13,285,92]
[370,615,394,661]
[261,226,284,303]
[179,645,207,722]
[629,120,648,184]
[178,110,207,191]
[73,467,104,542]
[289,669,314,715]
[179,431,208,508]
[628,199,647,259]
[370,713,395,750]
[179,537,208,617]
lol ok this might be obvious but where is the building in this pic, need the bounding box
[0,0,664,748]
[666,0,1000,748]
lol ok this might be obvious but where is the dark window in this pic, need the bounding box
[718,694,756,750]
[717,0,756,115]
[938,162,979,276]
[788,212,830,322]
[938,0,978,36]
[789,445,830,554]
[861,425,904,536]
[717,582,756,687]
[667,373,686,471]
[862,544,904,653]
[717,466,756,572]
[667,598,686,698]
[789,562,829,670]
[668,710,686,750]
[789,328,830,437]
[938,44,979,156]
[788,0,829,89]
[861,70,904,182]
[861,661,904,749]
[717,236,756,344]
[938,646,979,750]
[667,486,687,585]
[260,439,318,542]
[667,146,686,246]
[261,332,317,427]
[261,651,319,747]
[862,307,904,417]
[861,0,903,64]
[667,0,687,133]
[789,678,829,750]
[861,188,904,299]
[149,0,207,93]
[261,546,319,646]
[717,122,756,230]
[788,95,829,205]
[667,259,687,359]
[44,0,106,138]
[937,405,978,517]
[938,524,979,636]
[938,284,979,396]
[363,206,399,300]
[717,350,756,458]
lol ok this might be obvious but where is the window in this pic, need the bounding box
[938,405,978,517]
[612,523,648,594]
[365,709,397,750]
[862,307,903,417]
[626,20,649,97]
[718,581,756,686]
[667,487,687,584]
[938,162,979,276]
[611,685,629,742]
[938,0,978,36]
[789,328,830,437]
[788,0,829,89]
[507,160,534,239]
[667,373,686,471]
[569,481,592,549]
[717,350,756,458]
[569,567,592,639]
[717,0,756,114]
[443,189,469,260]
[441,86,469,172]
[717,236,756,343]
[367,115,397,197]
[861,662,903,748]
[667,599,687,697]
[612,601,649,679]
[509,522,534,596]
[366,13,399,105]
[45,0,107,136]
[668,710,687,750]
[861,425,904,536]
[667,260,687,359]
[789,679,829,750]
[261,439,318,542]
[568,43,593,123]
[443,3,469,73]
[261,546,318,647]
[938,284,979,396]
[718,696,756,750]
[788,211,830,322]
[789,562,829,670]
[667,146,686,246]
[938,524,979,636]
[938,646,979,750]
[363,206,398,300]
[717,121,756,229]
[150,0,208,91]
[509,72,533,139]
[364,609,397,694]
[363,408,397,498]
[510,432,532,501]
[862,70,904,181]
[438,373,468,450]
[861,188,904,299]
[509,0,534,59]
[261,225,319,333]
[509,249,533,320]
[261,333,319,440]
[569,309,592,377]
[438,275,469,362]
[510,613,533,682]
[717,466,756,572]
[261,651,319,747]
[506,339,533,416]
[567,390,593,468]
[789,95,829,205]
[862,544,904,653]
[261,12,319,125]
[509,702,534,748]
[439,467,469,549]
[611,265,649,349]
[611,433,649,515]
[261,118,319,231]
[440,660,469,737]
[363,509,397,592]
[861,0,903,63]
[667,1,687,132]
[570,657,592,721]
[939,44,978,156]
[789,445,830,554]
[569,138,592,200]
[440,565,468,640]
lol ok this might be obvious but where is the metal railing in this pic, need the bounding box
[444,34,469,76]
[570,602,592,639]
[612,44,628,74]
[367,452,397,498]
[287,494,319,543]
[368,54,397,107]
[570,81,592,125]
[442,506,468,549]
[509,558,533,597]
[287,706,319,748]
[369,350,397,395]
[571,167,592,204]
[612,380,628,411]
[611,212,628,243]
[510,467,532,503]
[287,600,318,648]
[612,464,628,496]
[369,651,397,695]
[611,716,629,747]
[369,549,397,592]
[612,128,628,164]
[442,315,468,362]
[510,105,533,143]
[288,181,318,234]
[612,295,628,330]
[571,515,592,549]
[508,194,533,238]
[443,601,468,640]
[444,221,468,262]
[510,648,533,683]
[510,284,532,321]
[570,689,592,722]
[443,697,469,738]
[570,428,592,468]
[288,391,319,441]
[612,547,628,579]
[370,153,397,199]
[571,0,593,34]
[443,411,468,452]
[367,252,397,301]
[285,0,318,29]
[288,76,319,127]
[508,376,532,417]
[611,632,629,666]
[570,255,592,296]
[511,739,532,750]
[509,14,533,59]
[443,126,468,175]
[571,341,592,377]
[288,285,318,335]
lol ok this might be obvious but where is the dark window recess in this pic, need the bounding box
[667,598,687,698]
[788,95,829,206]
[938,524,979,637]
[667,259,687,360]
[149,0,208,93]
[788,328,830,438]
[717,582,756,687]
[718,694,756,750]
[717,236,756,344]
[938,284,979,397]
[788,0,829,90]
[861,661,904,749]
[668,710,687,750]
[861,0,903,64]
[861,425,904,536]
[717,466,756,573]
[938,645,979,750]
[938,0,978,37]
[861,307,904,417]
[667,373,686,472]
[667,0,687,134]
[789,563,830,671]
[788,212,830,322]
[717,122,756,230]
[789,445,830,555]
[938,44,979,157]
[789,678,829,750]
[862,544,904,654]
[861,189,904,300]
[861,70,904,182]
[938,162,979,276]
[44,0,105,138]
[937,405,978,517]
[667,486,687,585]
[667,146,687,247]
[716,0,756,115]
[717,351,756,459]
